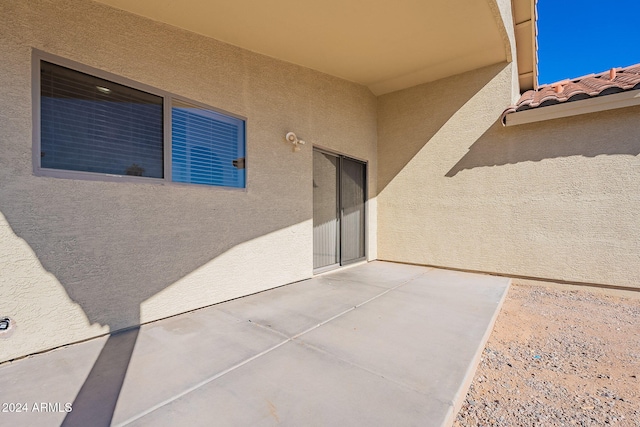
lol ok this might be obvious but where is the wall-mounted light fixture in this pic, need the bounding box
[285,132,305,152]
[0,317,14,338]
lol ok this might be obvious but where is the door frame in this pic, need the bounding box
[312,146,368,274]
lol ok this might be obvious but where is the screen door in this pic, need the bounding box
[313,149,366,271]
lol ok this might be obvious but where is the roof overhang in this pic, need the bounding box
[512,0,538,92]
[92,0,514,95]
[504,89,640,126]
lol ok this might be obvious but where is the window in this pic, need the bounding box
[36,55,246,188]
[171,99,245,187]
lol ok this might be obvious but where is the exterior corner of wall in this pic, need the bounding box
[487,0,520,101]
[367,195,378,261]
[486,0,516,64]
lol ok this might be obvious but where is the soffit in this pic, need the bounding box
[93,0,509,95]
[512,0,538,91]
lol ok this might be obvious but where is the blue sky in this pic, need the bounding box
[537,0,640,85]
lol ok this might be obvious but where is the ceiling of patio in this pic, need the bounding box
[94,0,513,95]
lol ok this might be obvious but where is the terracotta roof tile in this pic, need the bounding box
[501,63,640,123]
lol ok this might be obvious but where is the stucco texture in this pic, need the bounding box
[0,0,377,362]
[377,62,640,289]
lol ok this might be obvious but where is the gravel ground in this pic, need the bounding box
[455,283,640,427]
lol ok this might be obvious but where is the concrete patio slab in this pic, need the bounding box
[318,261,429,289]
[215,262,429,338]
[0,261,509,427]
[111,309,286,425]
[297,269,509,403]
[127,340,452,427]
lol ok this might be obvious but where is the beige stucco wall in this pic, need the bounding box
[377,62,640,289]
[490,0,521,101]
[0,0,377,362]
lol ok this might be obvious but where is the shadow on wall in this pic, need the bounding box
[446,105,640,177]
[0,177,310,425]
[0,185,308,331]
[377,63,509,192]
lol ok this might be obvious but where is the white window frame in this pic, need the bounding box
[32,50,247,190]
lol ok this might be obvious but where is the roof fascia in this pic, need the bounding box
[505,89,640,126]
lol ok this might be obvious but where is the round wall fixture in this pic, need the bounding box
[285,132,306,152]
[0,317,15,338]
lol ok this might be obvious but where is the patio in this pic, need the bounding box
[0,261,509,426]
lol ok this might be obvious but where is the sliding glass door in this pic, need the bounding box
[340,156,366,264]
[313,149,366,271]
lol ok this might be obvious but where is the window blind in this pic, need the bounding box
[40,61,164,178]
[171,99,245,188]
